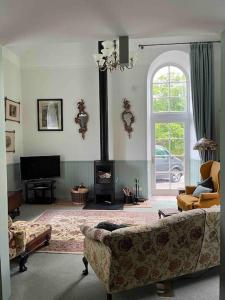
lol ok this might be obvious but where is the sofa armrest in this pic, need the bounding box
[9,228,26,258]
[185,186,197,195]
[200,193,220,201]
[80,225,111,244]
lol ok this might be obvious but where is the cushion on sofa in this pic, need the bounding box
[95,222,129,232]
[193,185,212,197]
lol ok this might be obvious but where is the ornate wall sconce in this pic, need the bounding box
[75,99,89,139]
[121,98,135,138]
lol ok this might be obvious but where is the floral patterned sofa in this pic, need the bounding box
[8,216,52,272]
[80,207,220,300]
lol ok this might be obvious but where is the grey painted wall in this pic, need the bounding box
[7,160,148,201]
[7,159,202,201]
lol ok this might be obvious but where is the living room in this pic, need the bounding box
[0,1,225,300]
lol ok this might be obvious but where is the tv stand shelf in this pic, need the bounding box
[24,179,56,204]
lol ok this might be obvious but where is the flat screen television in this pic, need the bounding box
[20,155,60,180]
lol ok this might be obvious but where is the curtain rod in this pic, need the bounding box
[138,40,221,49]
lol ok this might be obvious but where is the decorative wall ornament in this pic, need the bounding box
[121,98,135,138]
[5,97,20,123]
[5,131,15,153]
[37,99,63,131]
[75,99,89,139]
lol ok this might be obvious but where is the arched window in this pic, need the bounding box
[152,65,187,113]
[148,57,191,196]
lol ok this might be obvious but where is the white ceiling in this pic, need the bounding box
[1,0,225,46]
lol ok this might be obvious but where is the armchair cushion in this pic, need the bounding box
[193,186,212,197]
[200,176,214,191]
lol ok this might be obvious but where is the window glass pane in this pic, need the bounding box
[152,65,187,113]
[153,66,169,83]
[155,140,170,152]
[169,123,184,138]
[153,98,169,112]
[152,83,169,98]
[170,66,186,82]
[170,83,186,97]
[155,123,169,139]
[170,139,185,156]
[170,98,186,112]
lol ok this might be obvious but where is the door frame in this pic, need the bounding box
[151,116,190,196]
[147,62,191,197]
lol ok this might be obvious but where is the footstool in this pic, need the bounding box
[158,208,180,219]
[9,217,52,272]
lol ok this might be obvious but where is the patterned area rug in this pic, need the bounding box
[34,209,158,254]
[124,199,151,208]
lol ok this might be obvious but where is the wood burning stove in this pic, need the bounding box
[94,161,115,204]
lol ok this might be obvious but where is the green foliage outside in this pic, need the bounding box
[155,123,184,156]
[152,71,187,112]
[153,68,186,156]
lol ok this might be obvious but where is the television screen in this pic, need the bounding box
[20,156,60,180]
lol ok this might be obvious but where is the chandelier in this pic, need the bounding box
[93,40,137,72]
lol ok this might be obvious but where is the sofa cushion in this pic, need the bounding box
[193,185,212,197]
[96,222,129,232]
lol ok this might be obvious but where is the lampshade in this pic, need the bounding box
[93,53,103,62]
[193,137,218,151]
[102,40,114,49]
[101,48,114,57]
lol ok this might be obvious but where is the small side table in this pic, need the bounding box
[158,208,180,219]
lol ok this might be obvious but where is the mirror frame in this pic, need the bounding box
[75,99,89,139]
[121,98,135,138]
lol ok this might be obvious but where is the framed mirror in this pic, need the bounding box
[121,98,135,138]
[75,99,89,139]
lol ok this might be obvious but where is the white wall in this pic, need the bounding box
[3,48,23,164]
[15,36,221,162]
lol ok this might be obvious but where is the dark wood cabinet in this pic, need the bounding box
[8,190,22,218]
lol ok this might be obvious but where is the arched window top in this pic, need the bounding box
[152,65,187,113]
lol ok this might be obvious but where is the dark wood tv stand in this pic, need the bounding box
[8,190,23,218]
[24,179,56,204]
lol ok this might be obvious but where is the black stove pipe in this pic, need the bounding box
[98,41,109,161]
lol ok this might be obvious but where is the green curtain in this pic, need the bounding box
[190,42,214,161]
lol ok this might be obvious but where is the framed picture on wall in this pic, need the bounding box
[5,97,20,123]
[37,99,63,131]
[5,131,15,153]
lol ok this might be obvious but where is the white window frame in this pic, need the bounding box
[149,63,191,196]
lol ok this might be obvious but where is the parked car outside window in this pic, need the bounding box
[155,145,183,182]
